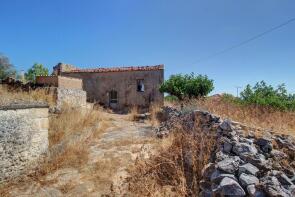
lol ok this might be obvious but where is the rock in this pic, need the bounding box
[233,142,258,156]
[240,153,268,169]
[239,173,259,188]
[223,140,233,153]
[217,156,241,174]
[201,163,216,181]
[255,137,273,153]
[215,150,230,162]
[239,163,259,176]
[270,149,288,160]
[261,176,292,197]
[220,119,233,131]
[269,171,294,189]
[210,170,238,183]
[214,177,246,196]
[247,184,266,197]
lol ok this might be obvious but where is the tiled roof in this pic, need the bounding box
[64,64,164,73]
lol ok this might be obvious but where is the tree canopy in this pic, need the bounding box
[25,63,49,82]
[239,81,295,110]
[0,54,16,80]
[159,73,214,100]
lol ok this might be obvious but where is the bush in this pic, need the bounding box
[239,81,295,111]
[160,73,214,100]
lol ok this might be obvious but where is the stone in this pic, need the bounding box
[215,150,230,162]
[247,184,266,197]
[261,176,292,197]
[240,154,268,169]
[233,142,258,156]
[255,137,273,153]
[217,156,241,174]
[239,173,259,188]
[220,119,233,131]
[270,149,288,160]
[214,177,246,196]
[269,171,294,189]
[210,170,238,183]
[239,163,259,176]
[223,140,233,153]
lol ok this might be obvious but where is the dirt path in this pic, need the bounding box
[9,113,157,197]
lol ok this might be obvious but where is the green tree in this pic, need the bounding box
[0,54,16,80]
[239,81,295,111]
[25,63,49,82]
[160,73,214,100]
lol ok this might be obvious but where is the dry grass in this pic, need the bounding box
[128,105,139,121]
[167,97,295,136]
[127,122,216,196]
[0,85,56,107]
[149,103,162,127]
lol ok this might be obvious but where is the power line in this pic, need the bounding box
[191,17,295,64]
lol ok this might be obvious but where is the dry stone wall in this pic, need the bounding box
[157,107,295,196]
[0,103,49,182]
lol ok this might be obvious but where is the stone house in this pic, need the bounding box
[52,63,164,112]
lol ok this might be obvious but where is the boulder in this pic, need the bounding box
[247,184,266,197]
[255,137,273,153]
[214,177,246,196]
[220,119,233,131]
[239,163,259,176]
[217,156,241,174]
[210,170,238,183]
[233,142,258,156]
[261,176,292,197]
[239,173,259,188]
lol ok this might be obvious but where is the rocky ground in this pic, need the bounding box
[157,107,295,197]
[7,112,157,196]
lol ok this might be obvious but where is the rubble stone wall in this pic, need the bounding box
[157,107,295,196]
[0,104,49,182]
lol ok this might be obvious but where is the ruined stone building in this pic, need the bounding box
[47,63,164,112]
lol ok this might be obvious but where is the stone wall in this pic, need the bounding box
[0,103,49,182]
[56,88,87,109]
[156,107,295,196]
[36,76,82,90]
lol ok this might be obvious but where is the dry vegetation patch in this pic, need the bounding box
[167,97,295,136]
[127,125,216,196]
[0,85,55,107]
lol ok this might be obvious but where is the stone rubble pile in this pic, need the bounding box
[156,107,295,197]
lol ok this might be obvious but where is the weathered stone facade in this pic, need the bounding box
[0,103,49,182]
[54,63,164,112]
[36,76,83,90]
[56,88,87,109]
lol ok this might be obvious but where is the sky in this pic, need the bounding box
[1,0,295,95]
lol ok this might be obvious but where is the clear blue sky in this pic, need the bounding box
[1,0,294,95]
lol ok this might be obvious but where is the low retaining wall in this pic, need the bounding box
[56,88,87,109]
[0,103,49,182]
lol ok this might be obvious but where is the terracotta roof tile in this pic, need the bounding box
[65,64,164,73]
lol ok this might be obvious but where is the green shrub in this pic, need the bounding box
[160,73,214,100]
[238,81,295,111]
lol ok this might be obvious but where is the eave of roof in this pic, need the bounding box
[63,64,164,73]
